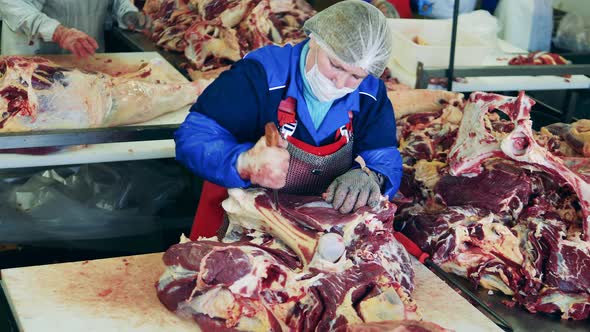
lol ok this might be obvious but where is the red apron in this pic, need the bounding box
[189,97,354,240]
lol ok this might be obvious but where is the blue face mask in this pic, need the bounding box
[305,48,355,102]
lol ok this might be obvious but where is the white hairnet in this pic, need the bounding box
[303,0,392,77]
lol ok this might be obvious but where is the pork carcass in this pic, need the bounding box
[0,56,210,132]
[156,188,428,331]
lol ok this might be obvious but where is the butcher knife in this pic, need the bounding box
[393,231,513,332]
[264,122,281,210]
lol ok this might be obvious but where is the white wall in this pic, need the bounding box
[553,0,590,17]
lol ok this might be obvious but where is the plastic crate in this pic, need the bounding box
[388,18,495,72]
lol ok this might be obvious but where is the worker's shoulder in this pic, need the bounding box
[357,75,383,102]
[243,43,297,68]
[243,43,300,88]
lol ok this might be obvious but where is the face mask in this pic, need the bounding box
[305,48,355,102]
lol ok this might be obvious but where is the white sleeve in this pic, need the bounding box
[0,0,61,42]
[112,0,139,28]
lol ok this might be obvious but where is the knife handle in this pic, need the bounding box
[393,232,430,263]
[265,122,280,147]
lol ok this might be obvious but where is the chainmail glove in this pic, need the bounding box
[323,168,382,214]
[122,11,152,31]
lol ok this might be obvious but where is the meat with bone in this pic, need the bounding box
[0,56,210,132]
[541,119,590,157]
[184,19,242,71]
[395,91,590,320]
[449,92,590,240]
[156,188,428,331]
[237,0,283,50]
[154,7,200,52]
[345,320,452,332]
[192,0,252,28]
[145,0,315,73]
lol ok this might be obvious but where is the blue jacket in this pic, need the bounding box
[175,41,403,198]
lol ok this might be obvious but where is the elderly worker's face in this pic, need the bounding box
[306,41,368,90]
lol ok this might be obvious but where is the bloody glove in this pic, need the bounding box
[52,25,98,58]
[324,168,382,214]
[122,11,152,31]
[236,135,289,189]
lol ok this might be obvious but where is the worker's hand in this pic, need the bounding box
[52,25,98,58]
[324,168,381,214]
[122,11,152,31]
[236,135,289,189]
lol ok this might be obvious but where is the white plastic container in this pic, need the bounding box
[388,19,495,72]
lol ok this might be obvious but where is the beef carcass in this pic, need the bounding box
[345,320,452,332]
[154,7,200,52]
[0,56,209,132]
[237,0,283,50]
[395,91,590,320]
[191,0,252,28]
[184,19,242,72]
[144,0,314,73]
[542,119,590,157]
[156,188,426,331]
[448,91,590,240]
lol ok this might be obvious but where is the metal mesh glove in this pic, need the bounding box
[122,11,152,31]
[324,168,382,214]
[303,0,393,77]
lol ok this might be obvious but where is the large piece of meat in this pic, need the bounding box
[156,188,439,331]
[0,56,210,132]
[144,0,315,75]
[395,91,590,320]
[448,92,589,240]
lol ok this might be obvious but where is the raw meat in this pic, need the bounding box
[156,188,428,331]
[395,91,590,320]
[449,92,590,240]
[542,119,590,157]
[388,90,464,120]
[144,0,315,73]
[184,19,242,71]
[237,0,283,50]
[345,320,452,331]
[508,52,568,65]
[0,56,210,132]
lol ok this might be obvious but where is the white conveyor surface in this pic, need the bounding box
[388,39,590,92]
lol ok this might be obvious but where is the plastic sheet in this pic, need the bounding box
[0,160,189,243]
[554,12,590,52]
[455,10,500,48]
[495,0,553,52]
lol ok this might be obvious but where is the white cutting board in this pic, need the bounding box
[1,253,500,332]
[0,52,192,169]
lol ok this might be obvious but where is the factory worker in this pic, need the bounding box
[0,0,150,57]
[175,0,403,240]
